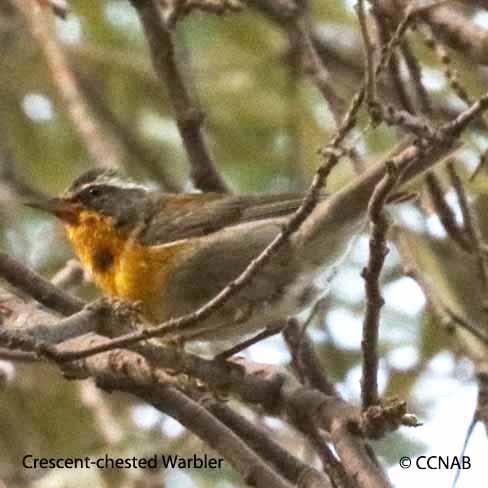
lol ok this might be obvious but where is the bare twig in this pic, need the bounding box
[441,92,488,136]
[381,0,488,66]
[23,301,113,344]
[283,318,337,397]
[357,0,376,113]
[290,18,346,124]
[130,0,228,193]
[399,38,432,115]
[0,297,396,488]
[373,12,415,114]
[291,415,354,488]
[475,371,488,433]
[425,172,472,252]
[361,161,399,409]
[215,322,285,360]
[331,419,392,488]
[358,1,441,136]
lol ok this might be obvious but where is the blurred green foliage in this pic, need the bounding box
[2,0,488,487]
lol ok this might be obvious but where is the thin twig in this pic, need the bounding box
[373,12,415,114]
[425,172,472,252]
[391,0,488,65]
[361,161,399,409]
[357,0,376,113]
[399,38,432,115]
[283,318,337,397]
[290,414,353,488]
[441,93,488,137]
[359,1,441,136]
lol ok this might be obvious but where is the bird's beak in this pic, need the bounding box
[24,197,80,224]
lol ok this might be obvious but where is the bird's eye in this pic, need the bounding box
[87,186,102,198]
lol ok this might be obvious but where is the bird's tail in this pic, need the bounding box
[291,137,463,272]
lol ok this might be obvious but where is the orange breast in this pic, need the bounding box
[64,210,191,321]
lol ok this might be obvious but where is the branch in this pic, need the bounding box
[129,0,229,193]
[283,318,337,397]
[425,172,472,253]
[330,419,392,488]
[132,386,294,488]
[357,0,376,112]
[203,398,333,488]
[0,296,407,488]
[382,0,488,65]
[0,252,84,316]
[361,161,399,409]
[399,37,432,115]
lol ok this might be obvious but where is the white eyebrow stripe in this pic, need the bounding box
[79,178,147,192]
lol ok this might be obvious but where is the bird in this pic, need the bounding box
[27,138,458,353]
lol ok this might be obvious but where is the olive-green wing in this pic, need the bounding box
[141,192,327,245]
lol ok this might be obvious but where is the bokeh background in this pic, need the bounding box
[1,0,488,486]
